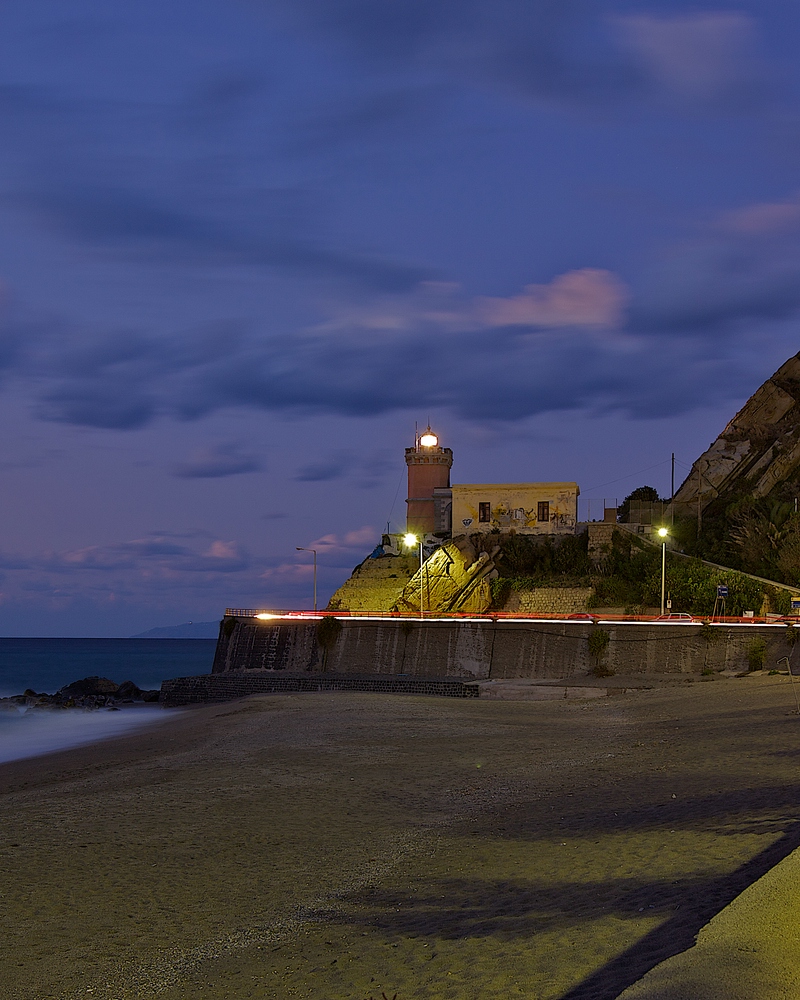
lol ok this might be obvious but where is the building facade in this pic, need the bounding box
[449,482,579,535]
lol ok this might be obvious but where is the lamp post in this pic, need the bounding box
[403,532,424,615]
[296,547,317,612]
[657,527,668,615]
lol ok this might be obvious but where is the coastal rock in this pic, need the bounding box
[115,680,143,700]
[0,676,161,711]
[59,676,120,698]
[671,352,800,515]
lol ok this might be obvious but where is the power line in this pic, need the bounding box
[583,459,672,494]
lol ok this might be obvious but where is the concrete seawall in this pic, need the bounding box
[210,617,798,680]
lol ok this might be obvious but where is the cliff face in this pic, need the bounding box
[671,352,800,514]
[392,535,498,614]
[326,553,417,612]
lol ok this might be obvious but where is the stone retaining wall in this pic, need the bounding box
[503,587,593,615]
[161,671,479,706]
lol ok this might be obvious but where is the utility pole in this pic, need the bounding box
[671,452,675,525]
[697,468,702,540]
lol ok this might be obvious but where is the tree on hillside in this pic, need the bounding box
[617,486,663,523]
[729,498,800,583]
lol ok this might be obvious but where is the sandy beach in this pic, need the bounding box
[2,676,800,1000]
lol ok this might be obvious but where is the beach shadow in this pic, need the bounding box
[325,822,800,998]
[557,821,800,999]
[466,778,800,843]
[329,873,706,941]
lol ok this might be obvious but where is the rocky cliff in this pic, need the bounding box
[392,535,499,614]
[671,352,800,515]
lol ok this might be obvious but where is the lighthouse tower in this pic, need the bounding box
[405,426,453,536]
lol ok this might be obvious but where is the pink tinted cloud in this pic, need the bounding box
[477,269,628,329]
[308,526,378,554]
[718,195,800,236]
[615,12,756,101]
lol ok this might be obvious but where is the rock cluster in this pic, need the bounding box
[0,675,160,711]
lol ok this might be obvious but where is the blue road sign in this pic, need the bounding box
[717,585,729,598]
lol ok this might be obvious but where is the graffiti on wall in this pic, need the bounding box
[454,485,578,534]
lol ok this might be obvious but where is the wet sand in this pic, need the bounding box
[1,675,799,1000]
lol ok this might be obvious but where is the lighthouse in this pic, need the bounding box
[405,426,453,537]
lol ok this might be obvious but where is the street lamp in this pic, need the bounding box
[657,527,668,615]
[296,547,317,611]
[403,532,424,615]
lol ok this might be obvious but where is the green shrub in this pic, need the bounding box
[495,531,590,579]
[489,578,513,609]
[317,616,343,649]
[588,629,610,660]
[698,621,720,644]
[747,637,767,672]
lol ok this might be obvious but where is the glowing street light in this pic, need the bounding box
[296,546,317,611]
[658,527,669,616]
[403,532,425,615]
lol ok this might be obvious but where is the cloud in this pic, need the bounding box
[37,381,157,430]
[477,269,627,329]
[16,183,430,293]
[0,259,762,429]
[315,270,629,335]
[260,562,315,584]
[615,12,760,104]
[180,70,268,129]
[308,526,378,555]
[175,441,261,478]
[285,86,438,153]
[269,1,767,112]
[717,194,800,237]
[295,453,352,482]
[43,534,250,576]
[631,193,800,334]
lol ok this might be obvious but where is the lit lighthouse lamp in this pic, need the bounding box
[419,428,438,447]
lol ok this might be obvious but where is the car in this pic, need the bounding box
[655,613,697,622]
[566,613,598,621]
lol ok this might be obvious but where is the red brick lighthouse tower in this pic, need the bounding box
[405,426,453,537]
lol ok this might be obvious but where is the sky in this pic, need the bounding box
[2,1,800,635]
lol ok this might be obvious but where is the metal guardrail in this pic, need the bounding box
[223,608,798,625]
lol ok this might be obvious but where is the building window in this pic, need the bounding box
[478,502,491,523]
[537,501,550,522]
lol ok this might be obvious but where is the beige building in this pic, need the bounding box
[450,482,579,535]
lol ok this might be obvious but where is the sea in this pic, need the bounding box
[0,638,216,765]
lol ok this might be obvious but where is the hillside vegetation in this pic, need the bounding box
[486,529,791,616]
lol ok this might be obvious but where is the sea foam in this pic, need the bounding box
[0,707,170,764]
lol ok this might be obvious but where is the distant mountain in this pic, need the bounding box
[130,621,220,639]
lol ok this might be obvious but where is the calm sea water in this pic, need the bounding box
[0,637,217,697]
[0,638,216,764]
